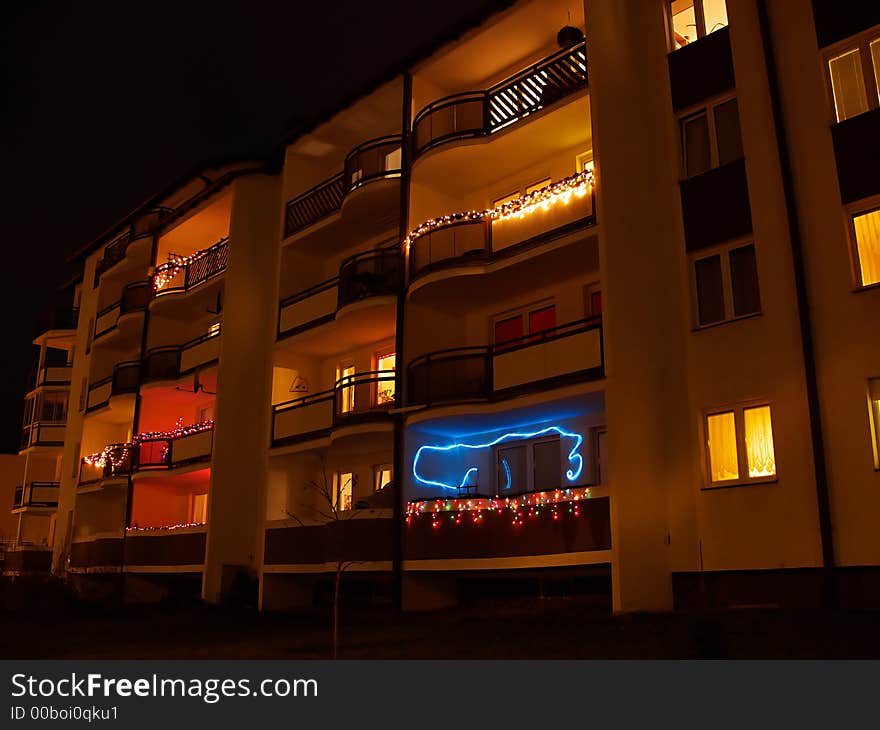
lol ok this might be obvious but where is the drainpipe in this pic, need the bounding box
[756,0,836,607]
[392,72,413,617]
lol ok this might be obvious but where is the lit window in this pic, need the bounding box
[576,151,594,173]
[868,378,880,469]
[375,351,396,405]
[336,364,355,414]
[197,405,214,423]
[705,404,777,486]
[334,472,354,511]
[384,147,402,172]
[493,191,520,208]
[851,207,880,287]
[693,243,761,326]
[526,178,552,195]
[680,96,742,178]
[373,465,393,492]
[669,0,728,51]
[191,493,208,523]
[208,321,221,337]
[825,33,880,122]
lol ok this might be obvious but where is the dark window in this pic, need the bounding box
[528,305,557,338]
[683,113,712,177]
[533,439,561,490]
[695,254,726,324]
[497,445,527,494]
[714,98,743,165]
[729,244,761,316]
[494,315,524,346]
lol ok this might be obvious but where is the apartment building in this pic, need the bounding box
[18,0,880,613]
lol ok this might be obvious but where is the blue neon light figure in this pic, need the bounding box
[412,425,584,491]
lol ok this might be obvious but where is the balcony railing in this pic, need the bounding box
[153,237,229,295]
[79,443,133,485]
[13,482,60,509]
[94,280,152,339]
[143,329,221,383]
[284,135,403,237]
[278,249,401,338]
[95,233,132,279]
[271,370,395,446]
[412,42,587,159]
[407,171,595,280]
[135,425,214,470]
[407,316,604,407]
[85,361,141,412]
[28,365,73,391]
[20,422,66,450]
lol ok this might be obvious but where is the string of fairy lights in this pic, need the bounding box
[126,522,207,533]
[406,487,594,528]
[403,169,594,248]
[82,417,214,470]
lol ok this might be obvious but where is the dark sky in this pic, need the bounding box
[0,0,505,453]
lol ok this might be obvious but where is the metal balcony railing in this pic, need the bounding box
[412,42,587,158]
[153,237,229,295]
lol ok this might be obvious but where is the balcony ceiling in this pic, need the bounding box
[414,0,585,93]
[158,191,232,259]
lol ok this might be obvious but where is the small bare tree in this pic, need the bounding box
[285,459,360,659]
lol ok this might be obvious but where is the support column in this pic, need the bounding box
[203,172,281,603]
[584,0,696,611]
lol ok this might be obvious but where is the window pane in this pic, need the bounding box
[335,472,354,511]
[671,0,697,49]
[590,290,602,317]
[744,405,777,478]
[533,439,561,490]
[869,378,880,469]
[853,208,880,286]
[526,178,551,194]
[683,113,711,177]
[828,49,869,122]
[694,255,726,325]
[374,466,392,492]
[494,315,524,345]
[714,98,743,165]
[497,445,527,494]
[872,40,880,102]
[528,305,556,335]
[336,365,355,413]
[702,0,729,35]
[192,494,208,523]
[729,244,761,316]
[376,352,396,404]
[707,411,739,481]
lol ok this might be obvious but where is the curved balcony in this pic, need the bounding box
[284,135,403,238]
[20,421,66,451]
[407,172,595,282]
[27,364,72,392]
[271,370,395,447]
[142,329,221,384]
[152,237,228,298]
[94,280,152,340]
[85,361,140,412]
[78,443,133,486]
[135,425,213,472]
[12,482,60,509]
[412,42,587,160]
[278,249,401,339]
[407,317,604,408]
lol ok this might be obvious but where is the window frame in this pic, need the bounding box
[702,401,778,489]
[845,196,880,290]
[667,0,729,52]
[690,238,762,329]
[822,27,880,124]
[678,93,741,179]
[867,378,880,471]
[373,464,393,492]
[490,299,557,348]
[494,434,562,497]
[373,346,397,407]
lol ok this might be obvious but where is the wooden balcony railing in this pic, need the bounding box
[412,42,587,158]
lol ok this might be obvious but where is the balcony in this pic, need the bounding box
[27,364,72,392]
[264,513,394,570]
[284,135,403,238]
[407,317,604,407]
[123,526,206,569]
[12,482,59,509]
[271,370,395,447]
[94,232,132,280]
[278,249,401,339]
[152,237,228,297]
[20,421,66,450]
[407,171,595,281]
[94,281,152,340]
[135,424,214,471]
[411,42,587,161]
[405,490,610,564]
[143,329,221,384]
[78,443,133,486]
[86,361,140,412]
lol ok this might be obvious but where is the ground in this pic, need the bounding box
[2,578,880,658]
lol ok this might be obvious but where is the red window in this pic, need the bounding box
[494,315,524,347]
[590,291,602,317]
[528,305,556,335]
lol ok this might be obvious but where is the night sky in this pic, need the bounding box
[0,0,506,453]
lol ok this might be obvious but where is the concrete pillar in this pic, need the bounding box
[584,0,696,611]
[203,172,281,603]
